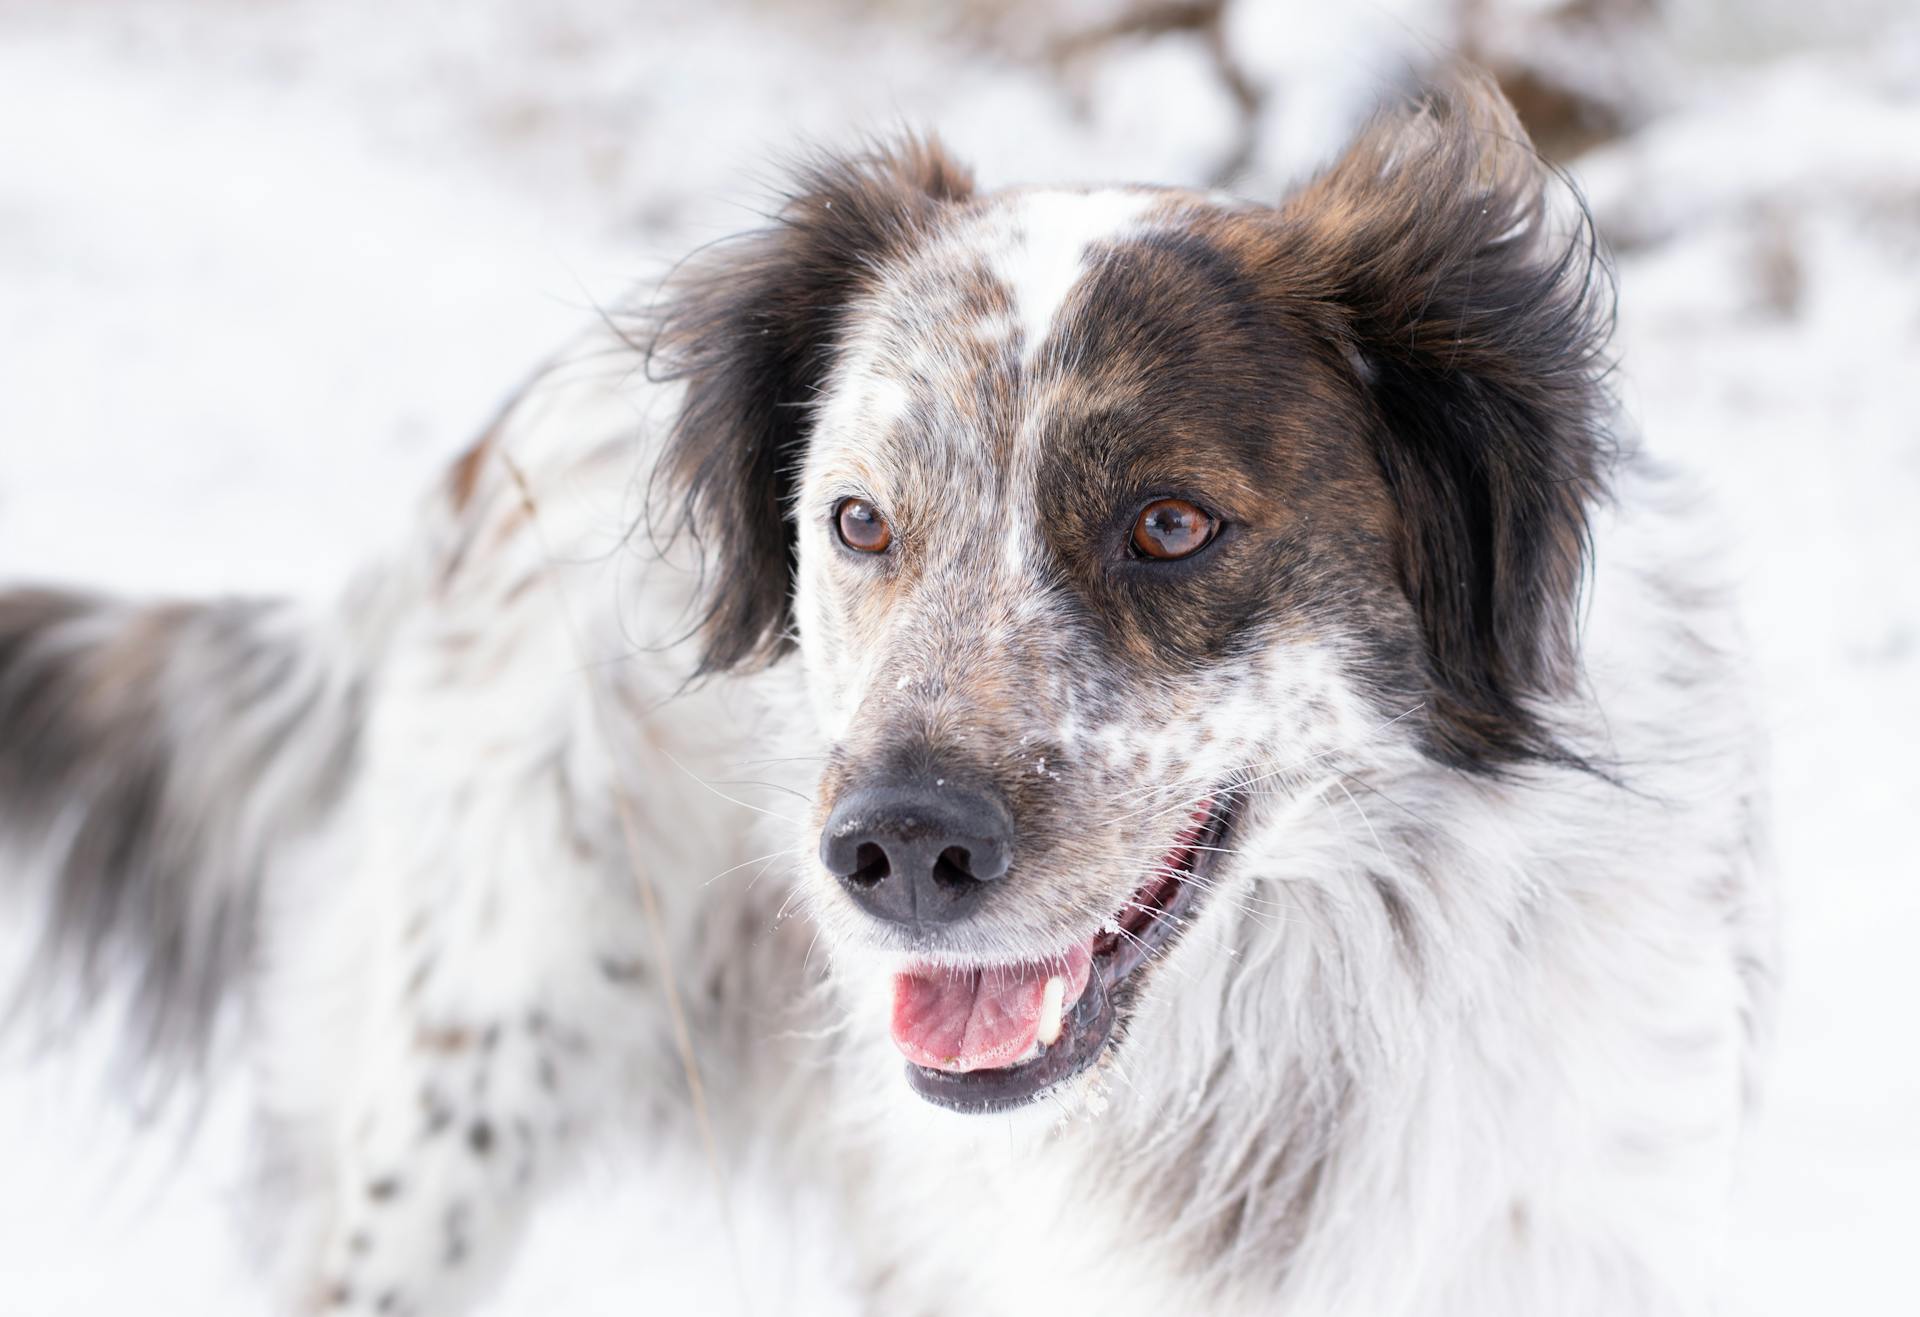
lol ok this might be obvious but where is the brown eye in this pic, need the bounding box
[835,497,893,553]
[1130,498,1217,560]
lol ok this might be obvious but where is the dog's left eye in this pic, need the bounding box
[835,497,893,553]
[1130,498,1217,560]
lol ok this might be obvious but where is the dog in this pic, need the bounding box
[0,74,1772,1315]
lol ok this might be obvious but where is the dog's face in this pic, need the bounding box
[653,77,1610,1112]
[784,189,1427,1109]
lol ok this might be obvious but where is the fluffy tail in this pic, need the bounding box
[0,586,371,1094]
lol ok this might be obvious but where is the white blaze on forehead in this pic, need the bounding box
[985,188,1159,580]
[990,188,1159,365]
[812,188,1159,463]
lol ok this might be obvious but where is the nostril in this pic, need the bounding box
[934,846,974,887]
[850,841,890,886]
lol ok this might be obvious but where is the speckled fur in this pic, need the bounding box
[0,75,1769,1316]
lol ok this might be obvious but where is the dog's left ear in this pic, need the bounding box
[1274,73,1616,771]
[648,137,974,674]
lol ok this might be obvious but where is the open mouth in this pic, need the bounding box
[889,790,1239,1113]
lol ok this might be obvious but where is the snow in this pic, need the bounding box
[1,1,1916,1311]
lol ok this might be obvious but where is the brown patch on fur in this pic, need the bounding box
[1255,71,1616,770]
[415,1023,475,1054]
[445,432,493,514]
[1029,201,1406,676]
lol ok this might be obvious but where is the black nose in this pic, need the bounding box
[819,781,1013,928]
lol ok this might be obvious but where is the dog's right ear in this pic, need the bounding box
[647,137,974,674]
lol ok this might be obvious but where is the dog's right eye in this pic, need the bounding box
[835,498,893,554]
[1130,498,1217,561]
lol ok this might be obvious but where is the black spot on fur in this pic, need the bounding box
[467,1120,494,1157]
[645,136,974,673]
[403,955,436,1002]
[420,1084,454,1138]
[1368,872,1423,974]
[367,1176,401,1202]
[598,954,649,987]
[443,1202,471,1268]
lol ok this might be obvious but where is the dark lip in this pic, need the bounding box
[903,788,1241,1114]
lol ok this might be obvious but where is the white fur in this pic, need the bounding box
[207,313,1766,1314]
[8,199,1768,1314]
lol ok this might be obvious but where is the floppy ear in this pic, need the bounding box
[1277,73,1616,771]
[647,137,974,673]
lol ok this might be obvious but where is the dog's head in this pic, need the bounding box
[651,75,1612,1113]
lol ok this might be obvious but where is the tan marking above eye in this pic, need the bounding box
[1131,498,1217,560]
[835,497,893,553]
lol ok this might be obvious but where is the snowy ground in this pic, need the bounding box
[1,1,1915,1312]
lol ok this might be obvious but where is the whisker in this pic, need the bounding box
[655,745,805,828]
[742,851,790,894]
[702,846,809,888]
[1336,770,1445,833]
[704,777,814,804]
[1334,778,1390,861]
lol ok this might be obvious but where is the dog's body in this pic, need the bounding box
[0,79,1770,1316]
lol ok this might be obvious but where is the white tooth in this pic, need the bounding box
[1036,975,1067,1047]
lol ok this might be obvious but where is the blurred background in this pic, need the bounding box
[0,0,1915,1312]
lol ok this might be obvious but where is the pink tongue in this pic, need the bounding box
[891,945,1093,1073]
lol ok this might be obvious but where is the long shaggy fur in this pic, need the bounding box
[649,136,976,673]
[0,71,1769,1317]
[0,587,369,1088]
[1271,82,1619,769]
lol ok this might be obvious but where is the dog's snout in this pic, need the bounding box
[819,781,1013,928]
